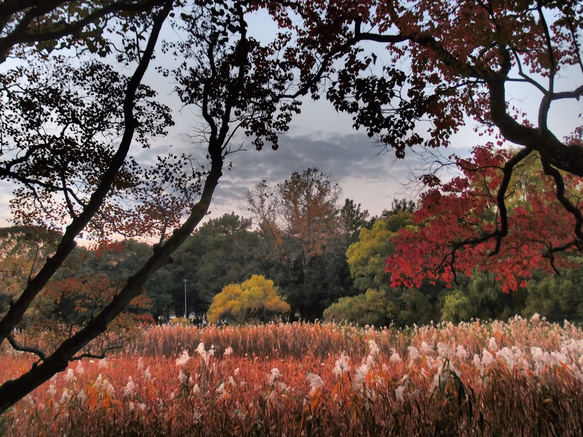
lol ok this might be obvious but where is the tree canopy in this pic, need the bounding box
[386,146,583,292]
[326,207,441,327]
[160,212,263,316]
[245,169,359,319]
[206,274,290,324]
[307,0,583,279]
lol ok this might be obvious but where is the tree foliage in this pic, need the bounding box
[0,0,168,62]
[297,0,583,278]
[245,169,358,319]
[206,274,290,324]
[246,168,343,258]
[328,207,441,327]
[0,226,61,316]
[318,0,583,167]
[1,56,175,239]
[440,272,527,324]
[160,213,263,315]
[323,288,396,327]
[347,209,414,292]
[339,198,371,244]
[0,231,155,352]
[522,265,583,324]
[387,146,583,292]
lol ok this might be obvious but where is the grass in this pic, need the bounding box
[2,315,583,436]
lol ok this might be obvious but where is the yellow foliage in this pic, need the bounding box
[207,275,290,324]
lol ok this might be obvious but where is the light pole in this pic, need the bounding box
[183,279,188,319]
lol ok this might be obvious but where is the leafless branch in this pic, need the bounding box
[541,158,583,241]
[6,333,46,361]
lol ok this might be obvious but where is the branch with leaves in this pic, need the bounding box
[387,145,583,293]
[0,0,328,413]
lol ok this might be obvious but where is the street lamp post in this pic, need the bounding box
[183,279,188,319]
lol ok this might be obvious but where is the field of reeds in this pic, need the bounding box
[2,315,583,436]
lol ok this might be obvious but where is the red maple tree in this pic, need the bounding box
[387,144,583,292]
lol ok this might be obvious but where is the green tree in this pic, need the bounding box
[327,206,441,327]
[381,199,416,218]
[522,266,583,324]
[339,198,370,244]
[162,213,263,316]
[245,169,358,320]
[206,275,290,324]
[346,210,414,292]
[323,285,441,328]
[441,273,527,323]
[324,289,397,327]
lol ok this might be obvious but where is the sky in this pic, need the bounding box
[1,56,580,231]
[143,75,581,226]
[158,97,442,222]
[133,7,582,226]
[0,10,435,229]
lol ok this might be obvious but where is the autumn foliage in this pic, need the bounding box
[206,275,290,324]
[387,145,583,292]
[313,0,583,287]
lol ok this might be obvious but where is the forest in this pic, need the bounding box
[3,164,582,332]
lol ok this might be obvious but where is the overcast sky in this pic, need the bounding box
[0,39,454,229]
[145,78,582,225]
[140,12,582,225]
[148,96,464,223]
[1,72,578,230]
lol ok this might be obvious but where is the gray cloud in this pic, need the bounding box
[208,131,428,219]
[131,93,468,221]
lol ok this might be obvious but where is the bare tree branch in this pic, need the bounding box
[6,333,46,361]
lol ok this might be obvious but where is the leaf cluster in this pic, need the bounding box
[206,274,290,324]
[388,146,583,292]
[0,56,173,238]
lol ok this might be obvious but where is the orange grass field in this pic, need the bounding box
[2,316,583,436]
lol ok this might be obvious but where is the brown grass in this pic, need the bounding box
[2,316,583,436]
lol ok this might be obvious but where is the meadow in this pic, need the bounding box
[2,315,583,436]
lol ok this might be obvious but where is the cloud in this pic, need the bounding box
[207,131,429,219]
[131,94,470,221]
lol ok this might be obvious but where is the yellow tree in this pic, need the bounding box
[207,275,290,324]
